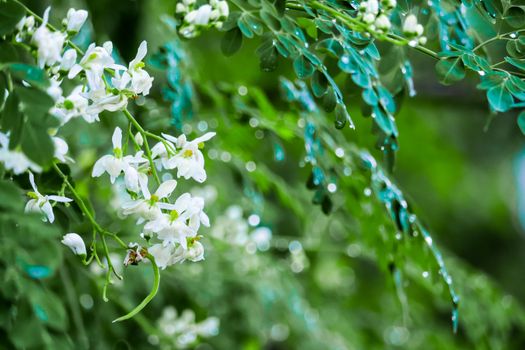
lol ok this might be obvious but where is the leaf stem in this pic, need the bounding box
[122,109,162,185]
[53,163,128,249]
[112,253,160,323]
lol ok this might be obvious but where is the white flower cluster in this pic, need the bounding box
[357,0,396,34]
[402,14,427,45]
[15,7,154,126]
[8,7,216,270]
[357,1,427,44]
[93,127,215,269]
[211,205,272,253]
[176,0,229,38]
[156,306,219,349]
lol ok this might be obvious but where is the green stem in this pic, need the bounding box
[473,29,525,52]
[112,254,160,323]
[60,266,89,349]
[53,163,128,249]
[122,109,162,185]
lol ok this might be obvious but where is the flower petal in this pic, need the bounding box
[112,127,122,150]
[155,179,178,199]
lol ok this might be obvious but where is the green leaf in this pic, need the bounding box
[317,38,344,58]
[293,55,314,79]
[435,57,466,85]
[334,103,353,129]
[221,28,243,57]
[0,1,26,36]
[21,121,55,167]
[260,9,280,31]
[8,64,49,89]
[487,84,513,112]
[296,17,317,39]
[0,90,24,148]
[0,179,23,211]
[15,86,55,120]
[505,57,525,71]
[28,287,68,331]
[322,87,337,112]
[256,36,278,72]
[311,70,328,97]
[504,6,525,28]
[518,111,525,135]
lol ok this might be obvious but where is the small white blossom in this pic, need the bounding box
[25,172,72,223]
[65,8,88,33]
[375,14,391,31]
[52,85,96,124]
[403,14,421,36]
[159,132,215,182]
[122,179,178,223]
[46,76,63,102]
[68,41,126,90]
[60,49,77,71]
[112,41,154,96]
[61,233,87,256]
[53,136,71,163]
[32,8,66,68]
[92,127,148,191]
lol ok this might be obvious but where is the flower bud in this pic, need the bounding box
[135,132,144,146]
[60,49,77,71]
[186,241,204,262]
[176,3,187,13]
[66,9,88,33]
[403,14,420,36]
[62,233,87,257]
[375,14,391,31]
[217,1,229,17]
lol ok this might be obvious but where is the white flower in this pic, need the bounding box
[92,127,148,191]
[186,5,213,26]
[134,132,144,146]
[32,8,66,68]
[365,0,379,15]
[53,136,71,163]
[65,8,88,33]
[403,14,423,36]
[61,233,87,256]
[172,241,204,264]
[122,179,178,223]
[16,16,35,32]
[46,76,63,102]
[149,243,173,269]
[216,1,229,17]
[375,14,391,31]
[151,134,177,170]
[52,85,96,124]
[145,213,195,249]
[112,41,154,96]
[0,132,42,174]
[68,41,126,90]
[363,13,375,24]
[84,87,128,115]
[25,172,72,223]
[60,49,77,71]
[164,132,215,182]
[152,192,209,230]
[176,3,187,13]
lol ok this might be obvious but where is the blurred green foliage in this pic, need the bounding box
[1,0,525,349]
